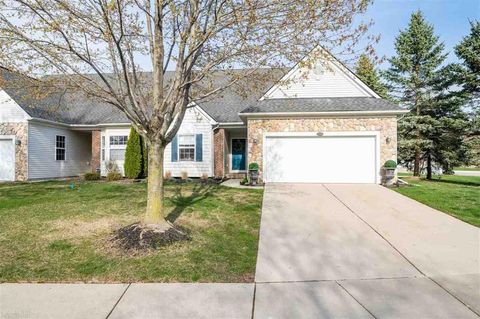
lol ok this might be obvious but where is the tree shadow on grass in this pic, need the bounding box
[166,183,217,223]
[427,177,480,187]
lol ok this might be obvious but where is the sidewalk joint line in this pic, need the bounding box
[255,275,420,285]
[336,281,377,319]
[106,283,131,319]
[250,283,257,319]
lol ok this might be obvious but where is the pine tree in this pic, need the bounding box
[384,11,449,178]
[355,54,389,99]
[455,21,480,166]
[124,127,146,179]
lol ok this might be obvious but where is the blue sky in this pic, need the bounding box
[365,0,479,68]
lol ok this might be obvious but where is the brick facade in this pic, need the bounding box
[91,130,101,173]
[247,116,398,181]
[0,122,28,181]
[213,128,226,178]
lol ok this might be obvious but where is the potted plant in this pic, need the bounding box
[248,162,259,185]
[383,160,397,185]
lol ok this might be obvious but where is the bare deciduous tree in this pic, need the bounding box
[0,0,375,234]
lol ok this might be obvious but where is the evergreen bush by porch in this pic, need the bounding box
[124,127,147,179]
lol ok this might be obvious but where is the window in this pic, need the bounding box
[178,135,195,161]
[101,136,105,161]
[109,135,128,145]
[110,149,125,161]
[55,135,66,161]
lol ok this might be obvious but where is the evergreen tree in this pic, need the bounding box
[384,11,452,178]
[455,21,480,101]
[124,127,146,179]
[455,21,480,147]
[355,54,389,99]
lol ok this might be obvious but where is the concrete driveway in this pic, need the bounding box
[254,183,480,318]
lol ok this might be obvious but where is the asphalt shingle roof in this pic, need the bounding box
[240,97,403,114]
[1,68,401,125]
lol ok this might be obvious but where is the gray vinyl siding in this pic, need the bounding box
[28,122,91,179]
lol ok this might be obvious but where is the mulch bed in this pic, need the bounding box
[113,222,191,251]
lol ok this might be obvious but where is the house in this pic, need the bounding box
[0,49,407,183]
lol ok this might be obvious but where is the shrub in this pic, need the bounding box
[164,171,172,180]
[384,160,397,169]
[124,128,146,179]
[180,171,188,180]
[84,172,100,181]
[248,162,259,170]
[107,172,123,181]
[105,160,120,174]
[241,176,249,185]
[201,173,209,181]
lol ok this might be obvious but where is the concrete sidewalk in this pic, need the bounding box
[0,283,254,319]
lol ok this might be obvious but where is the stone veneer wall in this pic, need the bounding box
[0,122,28,181]
[247,117,398,180]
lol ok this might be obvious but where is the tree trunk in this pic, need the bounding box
[426,152,432,180]
[144,141,170,230]
[414,148,421,176]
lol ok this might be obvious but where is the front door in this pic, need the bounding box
[231,138,246,171]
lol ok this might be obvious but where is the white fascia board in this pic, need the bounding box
[217,122,246,128]
[260,45,381,100]
[239,109,409,119]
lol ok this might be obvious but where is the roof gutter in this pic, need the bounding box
[29,117,131,129]
[239,109,409,121]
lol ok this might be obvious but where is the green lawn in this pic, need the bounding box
[0,180,263,283]
[454,167,480,171]
[395,175,480,227]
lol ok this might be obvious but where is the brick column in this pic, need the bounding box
[91,130,101,173]
[213,128,226,178]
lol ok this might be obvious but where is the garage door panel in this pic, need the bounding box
[0,138,15,181]
[265,135,377,183]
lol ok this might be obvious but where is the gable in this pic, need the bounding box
[0,90,31,122]
[261,48,379,99]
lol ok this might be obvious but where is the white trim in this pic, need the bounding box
[55,135,66,161]
[177,134,196,162]
[262,131,381,184]
[260,46,380,100]
[230,137,247,173]
[0,135,16,181]
[240,110,408,120]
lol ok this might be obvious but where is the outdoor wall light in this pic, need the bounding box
[15,140,21,146]
[253,138,258,144]
[386,137,391,144]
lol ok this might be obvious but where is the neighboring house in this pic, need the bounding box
[0,49,407,183]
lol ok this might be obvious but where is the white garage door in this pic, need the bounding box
[0,137,15,181]
[264,134,377,183]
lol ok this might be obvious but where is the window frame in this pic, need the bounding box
[108,134,128,162]
[101,135,105,161]
[55,135,66,161]
[178,134,196,162]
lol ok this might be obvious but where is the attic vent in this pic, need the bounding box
[313,63,325,78]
